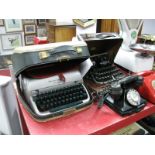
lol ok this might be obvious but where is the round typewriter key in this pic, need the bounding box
[79,90,82,94]
[79,95,83,99]
[72,96,76,101]
[58,96,61,100]
[57,101,61,106]
[83,94,88,99]
[39,104,46,112]
[50,102,53,107]
[70,98,73,102]
[68,98,72,103]
[53,102,57,107]
[66,98,69,102]
[62,100,65,104]
[36,100,41,105]
[46,99,50,103]
[62,96,65,99]
[76,96,79,100]
[45,103,49,109]
[42,100,46,105]
[50,98,53,102]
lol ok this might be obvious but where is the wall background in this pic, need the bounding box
[0,19,154,69]
[142,19,155,34]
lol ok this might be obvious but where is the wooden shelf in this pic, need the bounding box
[46,23,76,42]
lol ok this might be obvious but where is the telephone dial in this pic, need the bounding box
[137,70,155,104]
[105,75,147,116]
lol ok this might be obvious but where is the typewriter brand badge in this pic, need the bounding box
[64,108,76,116]
[57,55,70,62]
[39,51,49,59]
[76,47,82,53]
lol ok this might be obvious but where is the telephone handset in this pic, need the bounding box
[137,70,155,104]
[105,75,147,116]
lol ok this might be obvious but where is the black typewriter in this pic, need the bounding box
[77,33,126,106]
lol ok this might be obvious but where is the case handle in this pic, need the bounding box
[39,45,78,60]
[49,45,77,55]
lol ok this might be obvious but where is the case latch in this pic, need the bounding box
[76,47,83,54]
[39,51,49,60]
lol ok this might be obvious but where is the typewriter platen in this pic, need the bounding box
[12,41,92,121]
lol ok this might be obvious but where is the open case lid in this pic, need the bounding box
[12,41,90,77]
[77,33,123,63]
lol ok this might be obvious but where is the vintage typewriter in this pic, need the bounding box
[78,33,125,102]
[78,33,147,115]
[12,41,92,121]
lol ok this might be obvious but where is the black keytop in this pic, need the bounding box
[86,63,125,84]
[32,83,88,112]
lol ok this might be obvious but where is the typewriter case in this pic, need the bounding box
[12,41,92,121]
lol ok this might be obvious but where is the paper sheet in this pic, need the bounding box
[79,58,93,77]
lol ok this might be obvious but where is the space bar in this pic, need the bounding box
[49,101,83,112]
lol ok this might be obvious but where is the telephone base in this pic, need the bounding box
[105,95,147,116]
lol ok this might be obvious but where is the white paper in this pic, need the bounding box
[25,68,83,92]
[79,58,93,77]
[64,69,82,82]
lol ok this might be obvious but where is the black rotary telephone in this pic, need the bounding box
[105,75,147,116]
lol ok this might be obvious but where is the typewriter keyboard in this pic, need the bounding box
[32,83,88,112]
[86,64,125,84]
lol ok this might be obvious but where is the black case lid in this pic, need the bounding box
[12,41,90,77]
[78,33,123,63]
